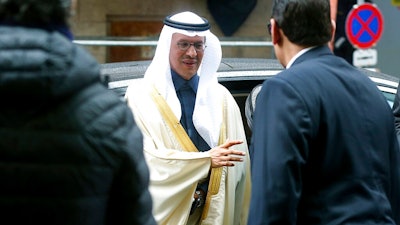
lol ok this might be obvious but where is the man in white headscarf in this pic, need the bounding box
[125,11,251,225]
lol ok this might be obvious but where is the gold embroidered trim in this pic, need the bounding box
[201,94,227,220]
[150,85,198,152]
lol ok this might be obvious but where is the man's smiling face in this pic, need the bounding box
[169,33,205,80]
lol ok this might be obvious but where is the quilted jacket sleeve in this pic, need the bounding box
[78,83,156,225]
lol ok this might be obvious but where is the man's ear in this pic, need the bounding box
[271,18,280,45]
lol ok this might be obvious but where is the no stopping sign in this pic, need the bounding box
[345,3,384,49]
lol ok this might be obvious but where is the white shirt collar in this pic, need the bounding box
[286,46,316,69]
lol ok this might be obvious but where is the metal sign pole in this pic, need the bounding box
[357,0,365,5]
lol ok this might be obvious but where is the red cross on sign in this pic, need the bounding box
[345,3,384,49]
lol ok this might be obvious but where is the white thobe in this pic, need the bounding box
[125,79,251,225]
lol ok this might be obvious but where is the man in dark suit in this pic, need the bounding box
[392,85,400,146]
[248,0,400,224]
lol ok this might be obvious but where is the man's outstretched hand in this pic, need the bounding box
[209,139,246,168]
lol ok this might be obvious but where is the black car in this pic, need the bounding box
[101,58,399,141]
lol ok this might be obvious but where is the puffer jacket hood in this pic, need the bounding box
[0,26,100,112]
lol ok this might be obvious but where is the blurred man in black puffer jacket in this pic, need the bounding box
[0,1,157,225]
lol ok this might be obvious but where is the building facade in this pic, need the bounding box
[70,0,274,63]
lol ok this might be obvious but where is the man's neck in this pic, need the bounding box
[285,46,317,68]
[279,39,308,68]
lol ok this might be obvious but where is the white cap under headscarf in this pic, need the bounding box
[144,11,223,148]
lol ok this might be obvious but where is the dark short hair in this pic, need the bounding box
[272,0,332,47]
[0,0,71,26]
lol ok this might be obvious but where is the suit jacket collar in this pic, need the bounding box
[291,45,333,67]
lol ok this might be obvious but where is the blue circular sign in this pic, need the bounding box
[345,3,384,49]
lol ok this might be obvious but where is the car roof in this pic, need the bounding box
[101,58,399,98]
